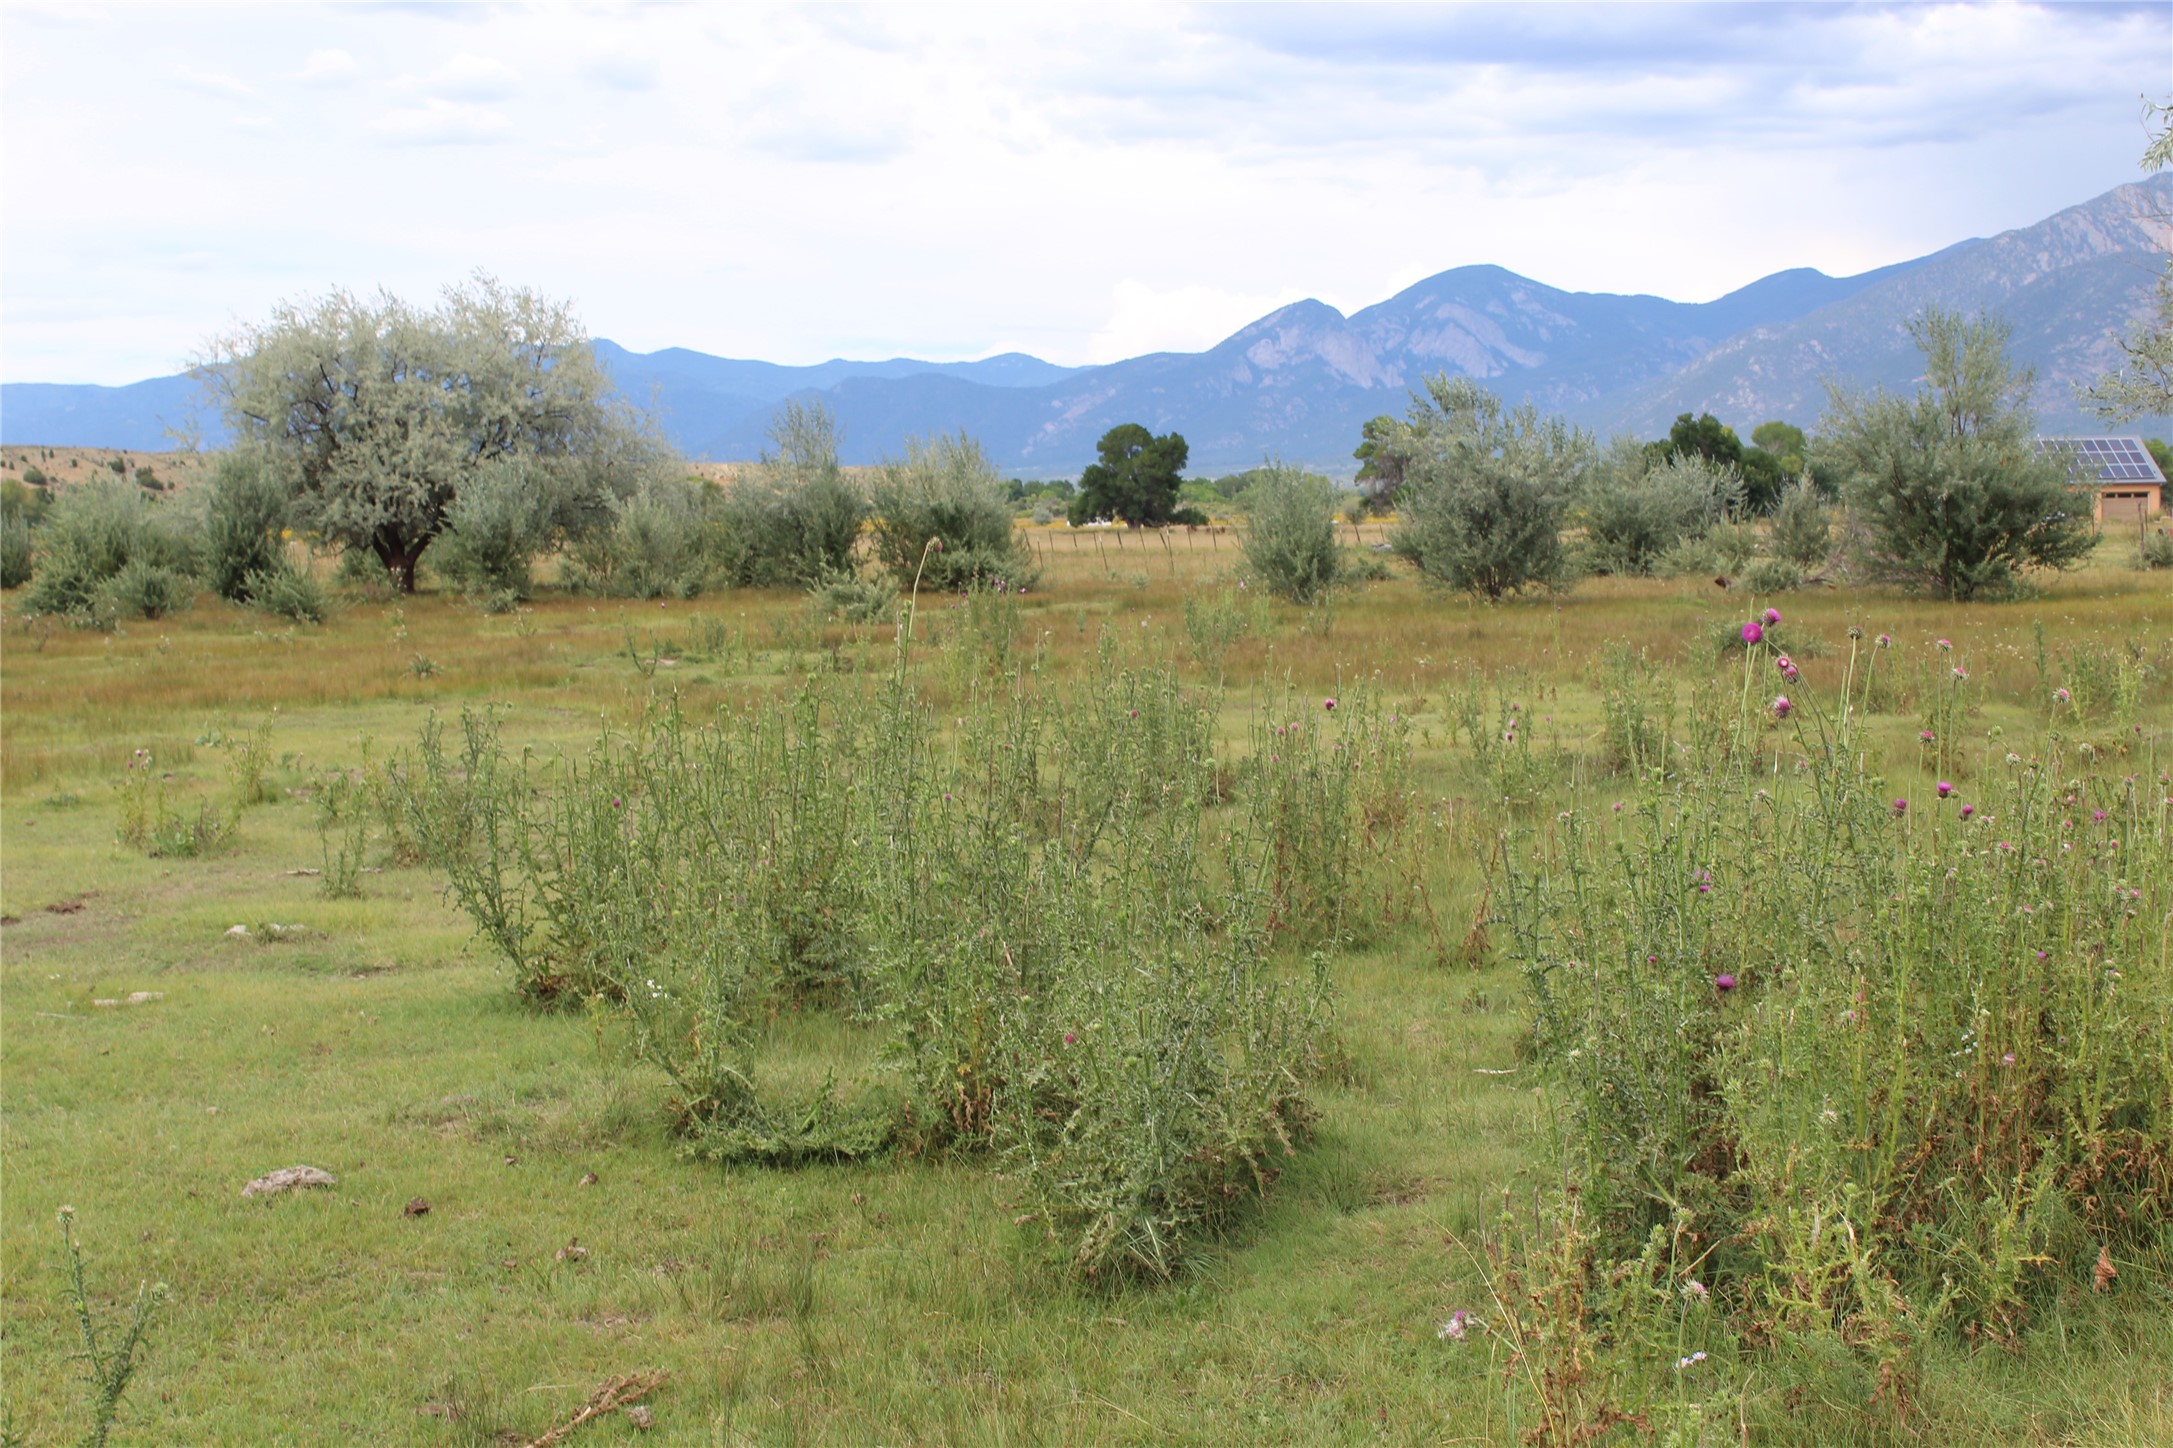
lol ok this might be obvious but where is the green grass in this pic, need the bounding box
[5,539,2171,1443]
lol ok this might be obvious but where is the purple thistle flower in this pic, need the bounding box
[1936,638,1952,651]
[1762,608,1781,626]
[1893,798,1908,815]
[1714,973,1738,992]
[1772,695,1793,719]
[1741,621,1764,645]
[1875,633,1892,648]
[1323,697,1337,711]
[1920,729,1935,743]
[1937,781,1954,798]
[2054,688,2071,704]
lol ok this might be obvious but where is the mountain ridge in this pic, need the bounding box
[4,178,2164,474]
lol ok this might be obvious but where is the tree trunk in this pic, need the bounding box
[372,535,422,594]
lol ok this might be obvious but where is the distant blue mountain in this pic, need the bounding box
[7,178,2163,474]
[0,375,226,452]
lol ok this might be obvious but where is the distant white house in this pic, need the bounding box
[2035,436,2164,524]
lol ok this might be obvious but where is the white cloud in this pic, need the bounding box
[580,52,658,92]
[2,2,2166,383]
[297,48,359,85]
[171,66,257,101]
[410,53,518,102]
[370,98,515,147]
[1087,281,1313,364]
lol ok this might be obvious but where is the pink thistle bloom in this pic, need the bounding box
[1741,621,1764,645]
[2000,1052,2015,1067]
[1062,1031,1077,1046]
[1893,798,1908,815]
[1920,730,1935,743]
[1772,695,1793,719]
[1685,1280,1708,1298]
[2093,810,2107,822]
[1762,608,1781,626]
[1714,973,1737,992]
[2054,688,2071,704]
[1937,781,1954,798]
[1952,666,1969,681]
[1875,633,1892,647]
[1438,1309,1471,1342]
[1323,697,1337,711]
[1936,638,1952,651]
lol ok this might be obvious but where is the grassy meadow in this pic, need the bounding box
[3,528,2170,1445]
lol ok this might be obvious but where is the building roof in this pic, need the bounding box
[2036,436,2166,486]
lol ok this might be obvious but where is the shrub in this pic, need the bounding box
[809,567,899,623]
[2137,529,2173,570]
[99,557,196,620]
[564,475,716,599]
[429,459,554,600]
[396,647,1413,1282]
[1581,448,1741,576]
[1,509,29,588]
[21,465,47,487]
[243,560,332,623]
[717,402,866,586]
[1503,636,2169,1372]
[1740,556,1803,593]
[1769,479,1833,568]
[1392,376,1588,599]
[1239,463,1342,603]
[200,449,291,601]
[868,432,1033,591]
[1820,309,2095,598]
[20,480,196,623]
[1,485,33,588]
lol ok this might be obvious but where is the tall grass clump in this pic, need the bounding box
[399,635,1418,1281]
[1496,616,2171,1426]
[868,432,1033,591]
[20,479,197,625]
[1239,462,1343,603]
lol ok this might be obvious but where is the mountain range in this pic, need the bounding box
[5,176,2167,476]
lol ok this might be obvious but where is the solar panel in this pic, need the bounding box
[2035,436,2166,485]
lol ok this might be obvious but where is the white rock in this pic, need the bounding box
[241,1166,337,1198]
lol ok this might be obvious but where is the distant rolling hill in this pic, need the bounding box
[6,176,2165,475]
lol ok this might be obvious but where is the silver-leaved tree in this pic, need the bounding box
[202,273,661,592]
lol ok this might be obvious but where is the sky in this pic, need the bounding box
[2,1,2167,385]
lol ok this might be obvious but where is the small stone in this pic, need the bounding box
[226,924,251,938]
[241,1165,337,1198]
[624,1404,654,1431]
[403,1197,431,1217]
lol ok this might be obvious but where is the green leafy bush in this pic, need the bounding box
[1,498,31,588]
[429,459,554,600]
[1768,479,1833,569]
[1581,449,1742,576]
[20,480,196,623]
[869,432,1033,591]
[1392,377,1587,598]
[99,557,196,621]
[715,402,866,586]
[398,643,1417,1282]
[1239,463,1343,603]
[1503,630,2170,1379]
[200,449,291,602]
[242,560,332,623]
[564,475,716,599]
